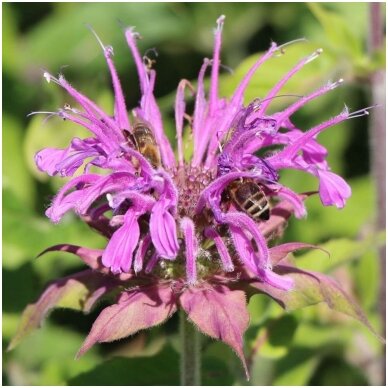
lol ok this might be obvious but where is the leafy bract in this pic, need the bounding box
[250,265,383,342]
[180,284,250,378]
[8,270,111,350]
[78,284,178,357]
[269,242,328,266]
[38,244,103,270]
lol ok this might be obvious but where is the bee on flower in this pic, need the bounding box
[10,16,380,379]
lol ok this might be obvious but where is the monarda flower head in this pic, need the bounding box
[10,16,380,378]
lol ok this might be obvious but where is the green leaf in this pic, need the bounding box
[6,323,100,386]
[258,315,298,359]
[3,115,36,207]
[69,346,181,385]
[20,3,187,75]
[309,356,368,385]
[247,293,271,325]
[292,320,352,348]
[295,233,385,274]
[202,339,243,380]
[250,355,275,386]
[250,265,383,341]
[3,313,22,340]
[219,41,338,108]
[308,3,362,59]
[272,347,321,385]
[353,250,379,309]
[2,4,20,75]
[70,343,235,386]
[286,176,376,242]
[3,190,104,271]
[3,262,41,314]
[202,357,235,385]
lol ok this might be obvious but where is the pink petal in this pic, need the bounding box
[150,200,179,259]
[35,147,70,176]
[175,80,194,166]
[102,210,140,273]
[317,170,351,208]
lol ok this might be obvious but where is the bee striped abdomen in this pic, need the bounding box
[231,180,270,221]
[244,191,270,221]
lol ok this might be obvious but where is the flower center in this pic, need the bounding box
[172,163,216,219]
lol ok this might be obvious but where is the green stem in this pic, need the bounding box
[180,310,201,386]
[368,3,386,385]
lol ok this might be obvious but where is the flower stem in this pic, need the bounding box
[180,310,201,386]
[368,3,386,385]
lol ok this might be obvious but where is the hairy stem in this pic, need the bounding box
[368,3,386,385]
[180,310,201,386]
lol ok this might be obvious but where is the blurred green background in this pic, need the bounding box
[3,2,385,386]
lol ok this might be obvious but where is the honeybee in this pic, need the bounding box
[123,121,161,168]
[226,179,270,221]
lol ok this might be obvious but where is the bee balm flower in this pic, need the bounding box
[12,16,379,378]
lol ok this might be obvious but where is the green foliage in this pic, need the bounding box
[3,2,384,386]
[69,346,181,385]
[3,191,105,272]
[5,323,101,386]
[220,41,338,106]
[3,116,36,207]
[308,3,363,58]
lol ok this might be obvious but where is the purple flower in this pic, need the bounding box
[12,17,380,378]
[33,17,361,282]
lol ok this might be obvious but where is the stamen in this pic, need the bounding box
[257,48,324,115]
[216,14,226,31]
[276,78,345,125]
[329,78,344,90]
[275,37,308,55]
[305,48,323,64]
[106,193,114,208]
[26,111,57,117]
[43,72,51,83]
[347,105,379,119]
[219,62,234,75]
[253,94,303,111]
[42,71,61,86]
[85,24,106,52]
[86,24,115,58]
[27,110,60,124]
